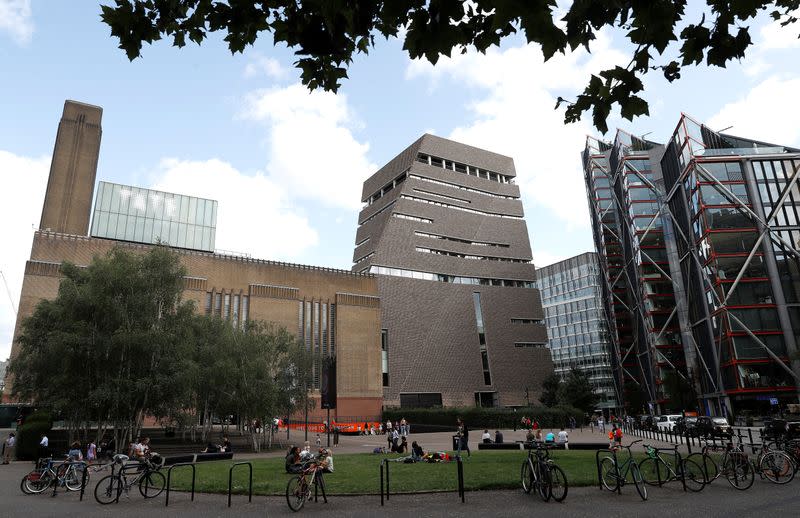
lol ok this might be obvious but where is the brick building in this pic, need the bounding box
[352,134,552,407]
[5,100,383,421]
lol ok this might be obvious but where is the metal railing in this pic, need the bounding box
[379,456,465,506]
[165,462,196,506]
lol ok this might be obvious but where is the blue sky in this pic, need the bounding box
[2,1,800,359]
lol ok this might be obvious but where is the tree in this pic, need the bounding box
[9,246,194,447]
[100,1,800,133]
[623,379,647,416]
[539,373,562,408]
[662,369,698,413]
[558,368,599,413]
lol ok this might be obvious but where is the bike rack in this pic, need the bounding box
[78,462,90,501]
[595,448,621,495]
[165,462,196,507]
[227,461,253,507]
[379,456,465,507]
[644,447,688,491]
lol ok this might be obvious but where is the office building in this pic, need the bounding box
[6,100,383,420]
[584,114,800,415]
[536,252,619,410]
[352,134,551,408]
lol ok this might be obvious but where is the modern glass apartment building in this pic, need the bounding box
[584,114,800,416]
[90,181,217,252]
[352,134,551,408]
[536,252,619,410]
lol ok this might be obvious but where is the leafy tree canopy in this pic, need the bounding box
[558,368,599,414]
[100,0,800,133]
[539,372,561,408]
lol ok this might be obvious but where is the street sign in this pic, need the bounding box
[769,397,779,406]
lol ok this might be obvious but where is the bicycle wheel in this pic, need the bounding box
[536,462,551,502]
[65,465,87,491]
[139,470,166,498]
[24,470,54,494]
[20,475,32,495]
[94,474,122,504]
[760,451,795,484]
[599,457,619,492]
[548,464,568,503]
[520,460,533,494]
[286,476,308,512]
[638,457,668,486]
[681,457,706,492]
[630,463,648,501]
[724,454,754,490]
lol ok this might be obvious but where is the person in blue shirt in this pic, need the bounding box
[545,432,555,444]
[67,442,83,461]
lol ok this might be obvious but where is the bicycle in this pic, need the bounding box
[22,457,88,494]
[286,453,329,512]
[637,443,705,492]
[752,443,795,484]
[598,439,647,500]
[93,454,166,504]
[520,442,568,502]
[685,439,754,490]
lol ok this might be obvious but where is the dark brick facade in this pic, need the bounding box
[353,134,552,407]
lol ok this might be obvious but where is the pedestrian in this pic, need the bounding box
[38,433,49,460]
[598,415,605,433]
[3,432,16,464]
[68,441,83,461]
[456,417,470,458]
[363,422,369,436]
[557,427,569,450]
[87,440,97,463]
[315,433,322,448]
[333,427,340,447]
[386,419,393,435]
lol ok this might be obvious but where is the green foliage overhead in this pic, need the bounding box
[558,368,600,414]
[100,1,800,133]
[15,410,52,461]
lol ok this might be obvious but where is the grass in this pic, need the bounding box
[163,450,651,496]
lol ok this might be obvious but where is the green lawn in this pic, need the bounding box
[163,450,648,496]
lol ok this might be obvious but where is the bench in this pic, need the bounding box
[477,442,524,450]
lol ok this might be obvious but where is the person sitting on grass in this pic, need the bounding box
[397,436,408,454]
[285,446,303,474]
[411,441,424,461]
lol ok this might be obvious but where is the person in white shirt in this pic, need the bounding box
[481,429,492,443]
[3,433,16,464]
[38,434,49,459]
[557,428,569,450]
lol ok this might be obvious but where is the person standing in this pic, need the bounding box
[386,419,393,435]
[87,440,97,463]
[456,418,470,458]
[3,433,16,464]
[598,415,605,433]
[38,434,49,460]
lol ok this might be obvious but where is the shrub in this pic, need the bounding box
[383,406,583,431]
[15,410,52,461]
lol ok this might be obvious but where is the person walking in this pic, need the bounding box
[87,440,97,463]
[38,434,49,460]
[3,433,16,464]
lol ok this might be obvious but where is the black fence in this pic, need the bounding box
[621,423,764,454]
[379,456,464,506]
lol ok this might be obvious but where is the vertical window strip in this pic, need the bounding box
[232,294,240,328]
[314,301,320,388]
[472,292,493,386]
[322,303,328,358]
[205,292,212,316]
[214,292,222,316]
[330,304,336,357]
[241,295,248,329]
[223,293,231,320]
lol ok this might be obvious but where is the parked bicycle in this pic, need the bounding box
[752,443,795,484]
[22,457,87,494]
[684,439,754,490]
[520,442,568,502]
[598,439,647,500]
[94,453,165,504]
[286,452,329,512]
[637,443,705,492]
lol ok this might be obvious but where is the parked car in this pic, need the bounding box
[694,416,732,438]
[656,414,682,432]
[674,416,699,436]
[638,415,656,431]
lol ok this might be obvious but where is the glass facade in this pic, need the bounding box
[90,181,217,252]
[536,253,619,409]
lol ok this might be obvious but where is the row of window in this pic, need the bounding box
[354,252,374,264]
[368,265,535,287]
[408,173,518,200]
[393,212,432,223]
[204,291,249,329]
[514,342,546,348]
[298,300,336,389]
[414,231,509,248]
[412,187,471,204]
[415,246,530,263]
[510,318,543,324]
[401,194,523,219]
[359,200,396,226]
[365,170,407,206]
[416,153,515,184]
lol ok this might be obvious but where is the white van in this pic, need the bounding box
[657,414,681,432]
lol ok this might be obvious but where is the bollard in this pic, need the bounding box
[385,458,390,501]
[79,463,89,501]
[747,429,754,454]
[457,456,465,503]
[380,461,385,506]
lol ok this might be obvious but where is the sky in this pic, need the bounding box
[2,1,800,360]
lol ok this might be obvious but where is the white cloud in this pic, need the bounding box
[406,34,626,228]
[708,76,800,146]
[243,54,289,80]
[150,158,318,261]
[240,84,376,210]
[0,0,33,45]
[0,150,50,360]
[759,11,800,51]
